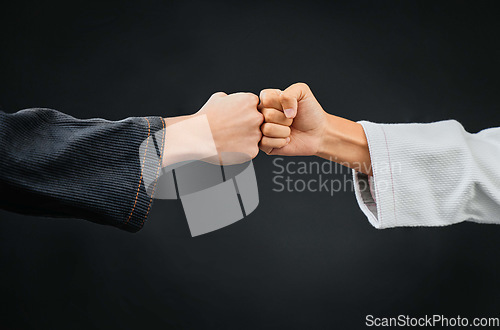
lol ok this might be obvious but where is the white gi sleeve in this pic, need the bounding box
[353,120,500,228]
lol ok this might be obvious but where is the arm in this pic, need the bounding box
[259,82,500,228]
[0,108,165,232]
[353,120,500,228]
[0,92,263,232]
[316,114,372,176]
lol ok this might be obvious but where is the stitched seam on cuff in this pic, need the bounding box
[142,117,165,225]
[381,126,397,226]
[362,123,383,227]
[125,117,151,226]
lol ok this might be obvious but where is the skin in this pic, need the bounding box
[258,83,373,176]
[160,83,371,176]
[162,91,263,167]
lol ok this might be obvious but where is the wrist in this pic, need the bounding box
[162,114,218,167]
[316,114,372,175]
[316,114,339,158]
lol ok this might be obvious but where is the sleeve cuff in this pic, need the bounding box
[120,116,166,232]
[352,121,399,229]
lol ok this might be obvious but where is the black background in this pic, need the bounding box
[1,1,499,329]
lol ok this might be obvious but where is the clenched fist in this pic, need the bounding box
[163,91,263,167]
[197,92,263,159]
[258,82,372,175]
[258,82,328,156]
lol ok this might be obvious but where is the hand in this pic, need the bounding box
[258,82,328,156]
[163,92,263,167]
[259,82,372,175]
[196,92,263,159]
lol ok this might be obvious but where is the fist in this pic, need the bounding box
[258,83,327,156]
[197,92,264,161]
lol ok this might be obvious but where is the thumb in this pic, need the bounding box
[279,82,309,119]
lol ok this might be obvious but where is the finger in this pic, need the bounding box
[258,89,282,110]
[259,136,290,152]
[261,108,293,126]
[261,123,291,138]
[279,82,311,119]
[259,145,273,154]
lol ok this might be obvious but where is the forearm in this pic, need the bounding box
[316,114,372,175]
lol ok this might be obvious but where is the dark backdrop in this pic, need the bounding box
[1,1,499,329]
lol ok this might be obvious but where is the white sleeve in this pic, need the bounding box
[353,119,500,228]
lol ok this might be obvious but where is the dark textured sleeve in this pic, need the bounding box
[0,108,166,232]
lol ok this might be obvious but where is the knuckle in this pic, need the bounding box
[260,89,273,102]
[279,92,291,102]
[260,143,270,151]
[252,147,260,158]
[261,139,272,149]
[295,82,309,90]
[246,93,259,104]
[261,123,272,135]
[260,89,279,105]
[263,109,275,122]
[211,91,226,98]
[255,112,264,125]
